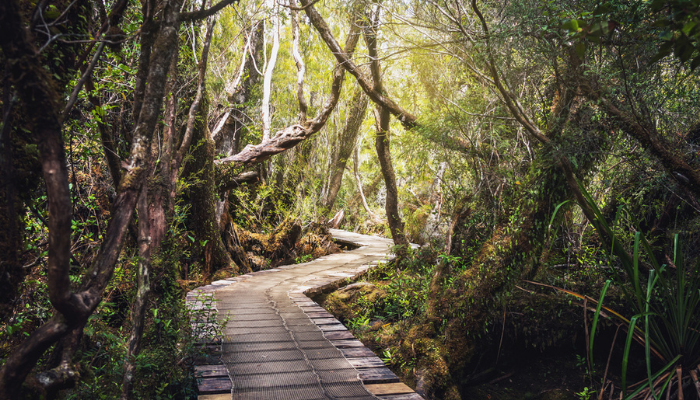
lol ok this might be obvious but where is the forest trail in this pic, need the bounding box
[188,230,423,400]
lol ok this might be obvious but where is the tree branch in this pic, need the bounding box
[176,10,216,167]
[178,0,239,22]
[300,0,418,129]
[216,6,363,180]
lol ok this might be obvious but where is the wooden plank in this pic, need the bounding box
[346,357,385,368]
[364,382,414,396]
[300,306,326,313]
[198,377,231,394]
[310,318,340,325]
[318,324,347,331]
[294,301,318,306]
[306,311,334,319]
[359,368,400,384]
[198,394,232,400]
[341,347,376,358]
[323,331,354,340]
[377,393,424,400]
[195,365,227,378]
[330,339,364,348]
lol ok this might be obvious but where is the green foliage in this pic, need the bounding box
[578,183,700,398]
[650,0,700,68]
[341,249,437,327]
[575,386,596,400]
[294,254,313,264]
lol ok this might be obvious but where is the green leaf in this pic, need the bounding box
[682,21,697,36]
[548,200,570,233]
[43,5,60,19]
[575,42,587,59]
[562,19,579,32]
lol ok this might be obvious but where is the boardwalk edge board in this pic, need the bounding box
[187,230,424,399]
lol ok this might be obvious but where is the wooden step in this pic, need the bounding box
[365,382,415,396]
[359,367,400,384]
[341,347,376,358]
[197,377,231,394]
[378,393,425,400]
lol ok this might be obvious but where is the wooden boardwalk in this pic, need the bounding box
[187,230,424,400]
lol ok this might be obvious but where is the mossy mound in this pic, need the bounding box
[323,282,386,321]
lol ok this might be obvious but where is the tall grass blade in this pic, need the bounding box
[622,315,639,397]
[623,355,681,400]
[589,280,611,366]
[645,269,658,399]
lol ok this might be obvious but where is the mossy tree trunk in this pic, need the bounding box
[182,94,233,276]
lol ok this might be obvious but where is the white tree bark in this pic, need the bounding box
[353,136,374,217]
[261,3,280,141]
[290,0,307,122]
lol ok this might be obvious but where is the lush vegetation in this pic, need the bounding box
[1,0,700,399]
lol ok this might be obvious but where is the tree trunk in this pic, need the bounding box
[290,0,308,122]
[120,186,151,400]
[214,12,363,183]
[182,94,233,276]
[373,106,409,251]
[0,89,25,321]
[353,137,374,217]
[261,7,280,142]
[324,86,368,212]
[362,6,409,252]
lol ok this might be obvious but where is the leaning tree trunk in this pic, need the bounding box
[324,86,368,212]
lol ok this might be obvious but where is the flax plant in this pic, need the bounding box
[575,183,700,399]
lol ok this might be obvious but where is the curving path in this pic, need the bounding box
[188,230,423,400]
